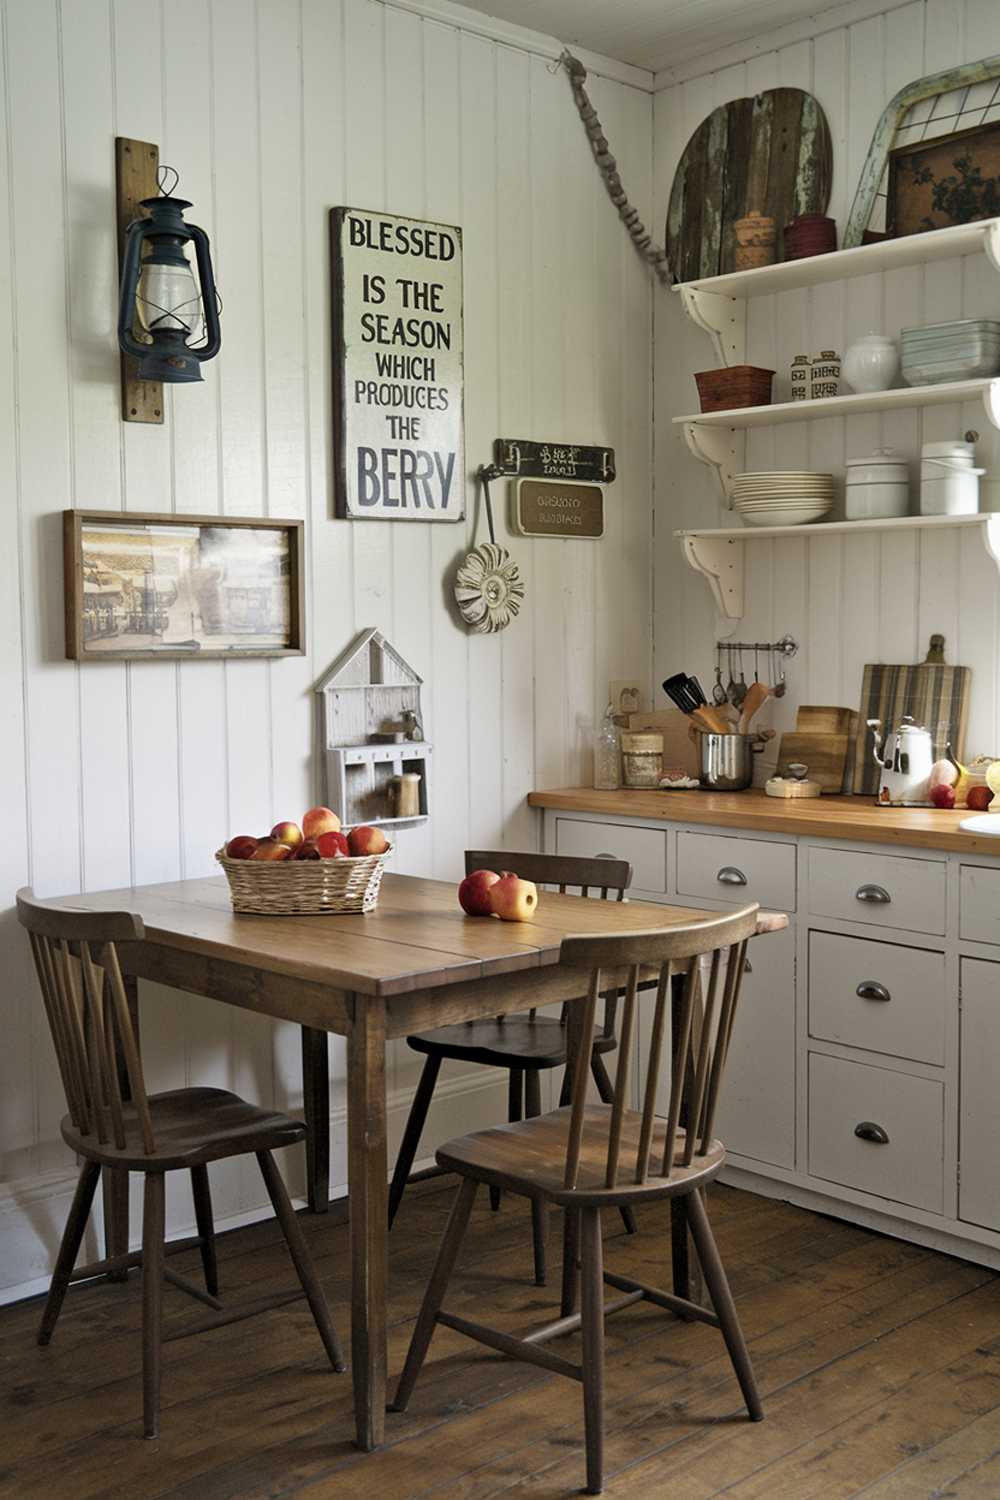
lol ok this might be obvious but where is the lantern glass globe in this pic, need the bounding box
[137,258,204,340]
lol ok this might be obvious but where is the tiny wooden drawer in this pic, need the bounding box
[807,846,946,935]
[677,831,795,912]
[960,865,1000,947]
[554,817,667,893]
[808,1052,944,1214]
[808,931,946,1065]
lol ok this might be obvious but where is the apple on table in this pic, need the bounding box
[458,868,538,922]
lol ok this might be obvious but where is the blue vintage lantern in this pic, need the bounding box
[117,172,221,384]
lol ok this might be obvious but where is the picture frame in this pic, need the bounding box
[63,510,305,661]
[888,119,1000,237]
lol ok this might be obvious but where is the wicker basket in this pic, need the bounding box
[694,364,774,413]
[215,846,391,915]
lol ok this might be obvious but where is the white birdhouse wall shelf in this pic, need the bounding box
[315,628,431,829]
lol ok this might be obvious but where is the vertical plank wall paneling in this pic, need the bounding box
[653,0,1000,769]
[0,0,653,1298]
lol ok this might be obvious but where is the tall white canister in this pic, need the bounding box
[919,439,984,516]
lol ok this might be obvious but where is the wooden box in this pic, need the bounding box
[694,364,774,413]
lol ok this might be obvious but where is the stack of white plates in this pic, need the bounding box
[730,471,834,527]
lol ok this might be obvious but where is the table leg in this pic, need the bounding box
[301,1026,331,1213]
[105,972,139,1279]
[347,995,388,1451]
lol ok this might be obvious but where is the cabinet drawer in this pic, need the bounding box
[808,1052,944,1214]
[960,865,1000,946]
[808,931,945,1065]
[677,831,795,912]
[808,846,946,935]
[554,817,666,893]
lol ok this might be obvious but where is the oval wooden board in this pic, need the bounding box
[666,87,832,283]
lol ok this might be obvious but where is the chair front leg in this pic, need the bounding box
[142,1173,166,1439]
[257,1149,345,1373]
[392,1178,477,1413]
[686,1188,762,1421]
[388,1052,442,1229]
[579,1207,606,1495]
[38,1160,101,1346]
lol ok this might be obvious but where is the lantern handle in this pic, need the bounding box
[187,223,222,360]
[157,164,180,196]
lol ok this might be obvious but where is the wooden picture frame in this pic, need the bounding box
[63,510,305,661]
[888,119,1000,237]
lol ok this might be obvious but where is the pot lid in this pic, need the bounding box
[845,447,905,467]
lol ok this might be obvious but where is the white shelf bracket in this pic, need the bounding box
[683,421,742,505]
[981,514,1000,580]
[678,287,746,367]
[982,378,1000,431]
[984,220,1000,275]
[681,533,744,620]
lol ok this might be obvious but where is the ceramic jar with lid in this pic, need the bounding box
[841,333,900,393]
[620,732,663,788]
[845,447,909,519]
[919,438,985,516]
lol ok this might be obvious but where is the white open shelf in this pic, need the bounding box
[675,377,1000,431]
[676,513,1000,620]
[674,217,1000,301]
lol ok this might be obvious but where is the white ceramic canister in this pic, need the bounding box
[841,333,900,393]
[919,439,985,516]
[844,447,909,519]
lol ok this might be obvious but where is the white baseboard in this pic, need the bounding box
[0,1067,509,1308]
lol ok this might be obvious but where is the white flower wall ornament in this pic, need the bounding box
[454,466,525,633]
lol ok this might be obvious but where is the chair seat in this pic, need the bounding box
[62,1087,307,1171]
[435,1103,725,1207]
[407,1017,617,1069]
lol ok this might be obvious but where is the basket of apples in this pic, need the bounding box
[216,808,391,915]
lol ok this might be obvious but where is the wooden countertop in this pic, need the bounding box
[526,787,1000,855]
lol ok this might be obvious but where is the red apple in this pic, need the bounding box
[225,835,258,860]
[348,825,390,857]
[295,839,322,860]
[458,869,500,916]
[302,806,341,840]
[271,820,303,850]
[251,837,292,861]
[487,872,539,923]
[930,783,956,810]
[317,830,350,858]
[967,784,994,812]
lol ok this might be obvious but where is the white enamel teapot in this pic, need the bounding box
[867,715,935,806]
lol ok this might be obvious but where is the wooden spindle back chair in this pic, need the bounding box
[393,902,773,1495]
[388,850,636,1286]
[17,888,344,1439]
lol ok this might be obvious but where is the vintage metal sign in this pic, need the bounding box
[513,478,604,539]
[494,438,615,484]
[331,207,465,521]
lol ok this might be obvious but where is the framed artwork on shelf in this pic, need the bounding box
[63,510,305,661]
[888,119,1000,236]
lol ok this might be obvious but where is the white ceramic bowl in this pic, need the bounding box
[739,504,831,526]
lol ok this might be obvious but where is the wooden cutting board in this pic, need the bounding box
[849,660,971,796]
[627,710,699,776]
[775,732,850,793]
[797,705,854,735]
[666,87,832,282]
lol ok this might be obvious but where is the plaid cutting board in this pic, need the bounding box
[850,661,971,795]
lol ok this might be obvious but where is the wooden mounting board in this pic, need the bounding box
[115,136,163,424]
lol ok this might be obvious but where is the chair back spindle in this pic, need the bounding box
[559,904,760,1192]
[17,890,153,1153]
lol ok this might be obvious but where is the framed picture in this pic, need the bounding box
[63,510,305,661]
[888,119,1000,237]
[330,206,465,521]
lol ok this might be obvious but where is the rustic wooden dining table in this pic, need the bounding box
[60,870,761,1450]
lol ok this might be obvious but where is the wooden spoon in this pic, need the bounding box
[738,680,769,734]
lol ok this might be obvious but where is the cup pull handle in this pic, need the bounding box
[854,1121,890,1145]
[744,958,753,974]
[595,852,618,860]
[717,866,748,886]
[857,980,891,1003]
[855,883,891,904]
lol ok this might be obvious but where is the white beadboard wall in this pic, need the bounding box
[654,0,1000,770]
[0,0,653,1299]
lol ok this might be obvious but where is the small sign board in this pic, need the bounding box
[495,438,615,484]
[331,207,465,521]
[514,478,604,539]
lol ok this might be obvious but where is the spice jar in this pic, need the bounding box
[621,732,664,788]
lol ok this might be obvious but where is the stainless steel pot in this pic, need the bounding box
[696,732,767,791]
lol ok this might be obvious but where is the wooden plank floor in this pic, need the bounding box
[2,1178,999,1498]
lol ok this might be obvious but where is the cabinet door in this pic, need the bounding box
[960,958,1000,1231]
[716,920,796,1168]
[639,915,796,1170]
